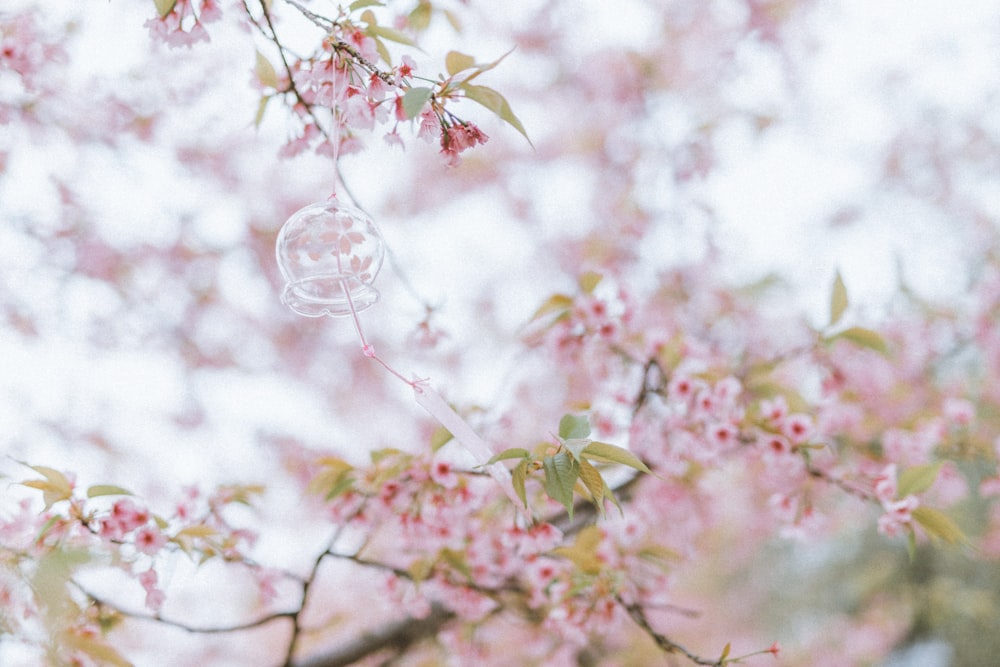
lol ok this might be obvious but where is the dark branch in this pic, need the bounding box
[293,603,456,667]
[616,595,722,666]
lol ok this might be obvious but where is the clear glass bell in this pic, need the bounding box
[275,200,385,317]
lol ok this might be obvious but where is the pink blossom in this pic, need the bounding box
[439,122,488,165]
[134,525,167,555]
[781,413,814,445]
[110,499,150,533]
[980,476,1000,497]
[877,495,918,538]
[430,460,458,489]
[759,396,788,424]
[693,389,716,417]
[873,464,897,504]
[667,375,697,403]
[342,94,375,131]
[769,493,798,524]
[347,29,378,62]
[928,461,968,506]
[255,567,281,605]
[713,376,742,405]
[367,72,390,101]
[396,55,416,82]
[138,568,165,611]
[199,0,222,23]
[382,130,405,150]
[761,434,791,456]
[416,109,439,141]
[943,396,975,426]
[707,422,738,450]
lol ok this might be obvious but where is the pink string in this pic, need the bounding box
[335,253,526,519]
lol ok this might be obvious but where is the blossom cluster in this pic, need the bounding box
[148,0,511,166]
[143,0,221,48]
[0,11,66,124]
[0,468,262,662]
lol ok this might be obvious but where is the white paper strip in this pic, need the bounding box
[413,383,529,518]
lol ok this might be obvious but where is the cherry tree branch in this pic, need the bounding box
[294,604,456,667]
[616,595,724,667]
[282,502,370,666]
[77,584,295,634]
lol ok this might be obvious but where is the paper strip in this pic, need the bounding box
[414,383,529,518]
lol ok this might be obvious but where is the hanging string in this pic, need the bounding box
[332,235,529,518]
[329,53,343,200]
[316,50,529,521]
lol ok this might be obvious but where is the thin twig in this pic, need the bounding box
[283,503,368,666]
[77,584,294,635]
[616,595,722,666]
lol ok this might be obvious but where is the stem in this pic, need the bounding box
[616,595,723,666]
[283,503,366,666]
[77,583,294,635]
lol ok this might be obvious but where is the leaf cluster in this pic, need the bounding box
[486,414,652,519]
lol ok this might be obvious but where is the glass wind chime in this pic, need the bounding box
[275,153,524,516]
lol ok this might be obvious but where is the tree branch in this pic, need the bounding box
[293,603,456,667]
[78,584,294,635]
[616,595,723,666]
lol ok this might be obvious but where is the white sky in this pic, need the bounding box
[1,3,998,662]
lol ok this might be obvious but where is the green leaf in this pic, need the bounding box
[512,458,529,508]
[897,462,942,498]
[254,95,271,128]
[582,441,652,474]
[307,457,354,499]
[35,515,62,543]
[559,414,591,440]
[831,326,889,355]
[829,269,848,327]
[34,550,91,625]
[21,464,74,509]
[542,451,580,518]
[152,0,177,19]
[562,438,591,461]
[401,86,433,119]
[460,83,532,145]
[462,48,514,82]
[445,50,477,76]
[370,448,406,464]
[86,485,132,498]
[578,271,603,294]
[408,556,433,584]
[638,544,681,566]
[255,51,279,90]
[720,642,731,662]
[373,36,392,66]
[529,293,573,321]
[408,3,432,31]
[439,547,472,579]
[365,24,418,47]
[62,630,135,667]
[578,458,605,516]
[485,448,530,465]
[443,8,462,32]
[912,506,968,545]
[429,425,453,451]
[552,525,603,574]
[349,0,384,10]
[324,474,355,501]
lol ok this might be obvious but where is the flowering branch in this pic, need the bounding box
[78,585,294,635]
